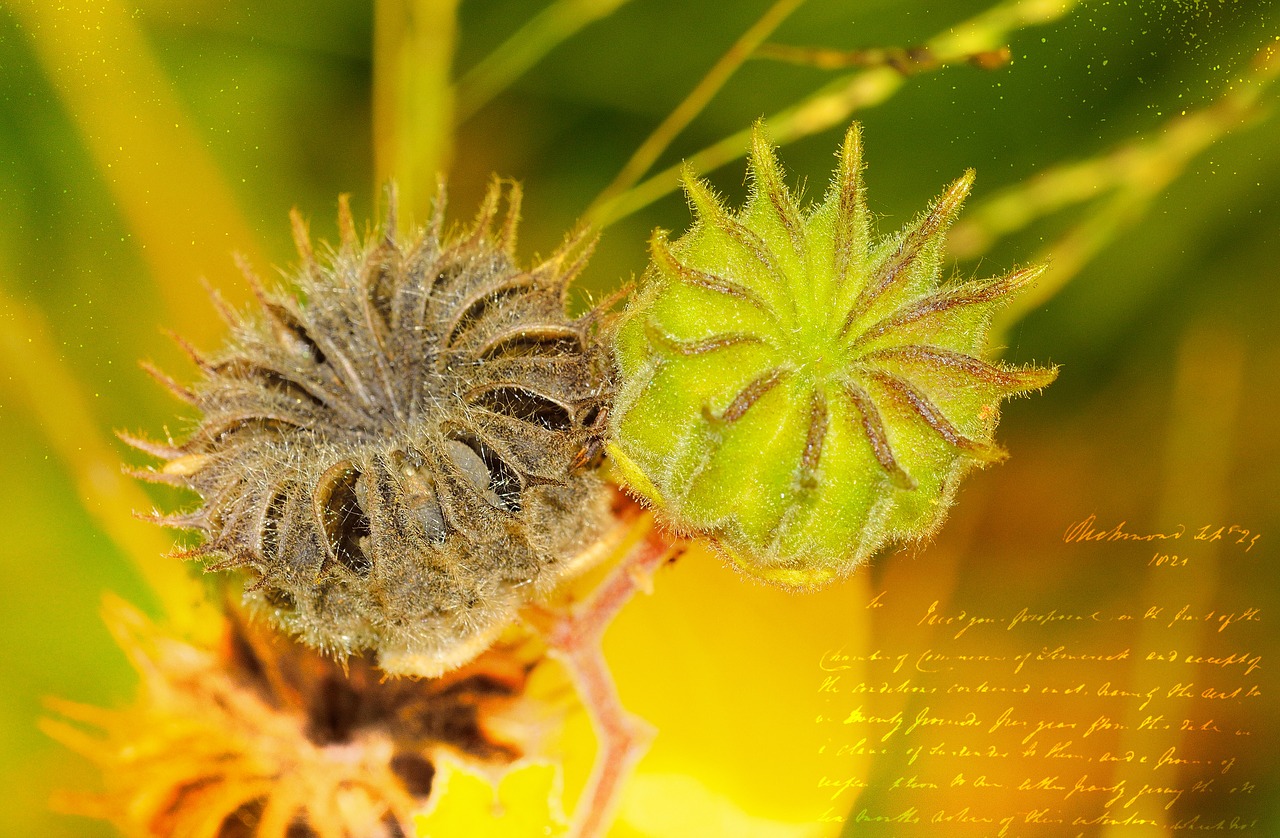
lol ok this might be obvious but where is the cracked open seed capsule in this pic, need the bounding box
[126,182,615,676]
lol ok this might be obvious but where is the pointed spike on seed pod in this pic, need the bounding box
[336,193,357,248]
[873,170,975,289]
[649,227,697,286]
[870,344,1059,398]
[207,553,259,572]
[123,466,188,487]
[926,169,976,241]
[427,176,447,242]
[1014,361,1059,392]
[556,229,598,300]
[868,169,973,293]
[835,122,864,192]
[992,261,1048,299]
[116,428,182,459]
[849,168,980,328]
[137,361,198,405]
[163,329,215,374]
[534,223,594,294]
[579,280,634,330]
[232,252,273,307]
[680,164,730,230]
[988,362,1059,395]
[136,508,208,531]
[852,263,1049,343]
[499,178,523,257]
[289,208,316,272]
[165,544,215,562]
[383,182,399,245]
[648,227,671,260]
[466,179,503,247]
[840,379,918,490]
[747,121,805,255]
[199,276,239,327]
[830,122,870,287]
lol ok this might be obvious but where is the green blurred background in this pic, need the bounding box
[1,0,1277,834]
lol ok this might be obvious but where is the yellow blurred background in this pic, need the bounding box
[1,1,1277,835]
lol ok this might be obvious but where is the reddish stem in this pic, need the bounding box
[542,517,681,837]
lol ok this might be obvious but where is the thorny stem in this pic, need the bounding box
[591,0,1080,228]
[584,0,809,226]
[374,0,460,228]
[456,0,635,122]
[531,514,683,837]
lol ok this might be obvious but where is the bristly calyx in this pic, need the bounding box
[609,122,1058,587]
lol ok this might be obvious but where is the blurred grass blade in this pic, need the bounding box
[6,0,263,345]
[0,280,219,641]
[585,0,809,225]
[593,0,1080,228]
[1101,324,1245,835]
[374,0,461,227]
[456,0,635,122]
[946,42,1279,335]
[754,42,1011,72]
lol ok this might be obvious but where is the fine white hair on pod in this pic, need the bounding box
[126,181,618,677]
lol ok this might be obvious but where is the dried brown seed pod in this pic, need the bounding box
[126,181,615,676]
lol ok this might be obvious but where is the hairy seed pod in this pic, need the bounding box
[126,181,615,676]
[609,123,1058,588]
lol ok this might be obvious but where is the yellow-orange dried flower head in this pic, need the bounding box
[43,597,538,838]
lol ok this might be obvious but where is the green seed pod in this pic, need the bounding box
[609,123,1057,588]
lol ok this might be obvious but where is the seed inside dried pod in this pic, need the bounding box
[126,181,616,676]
